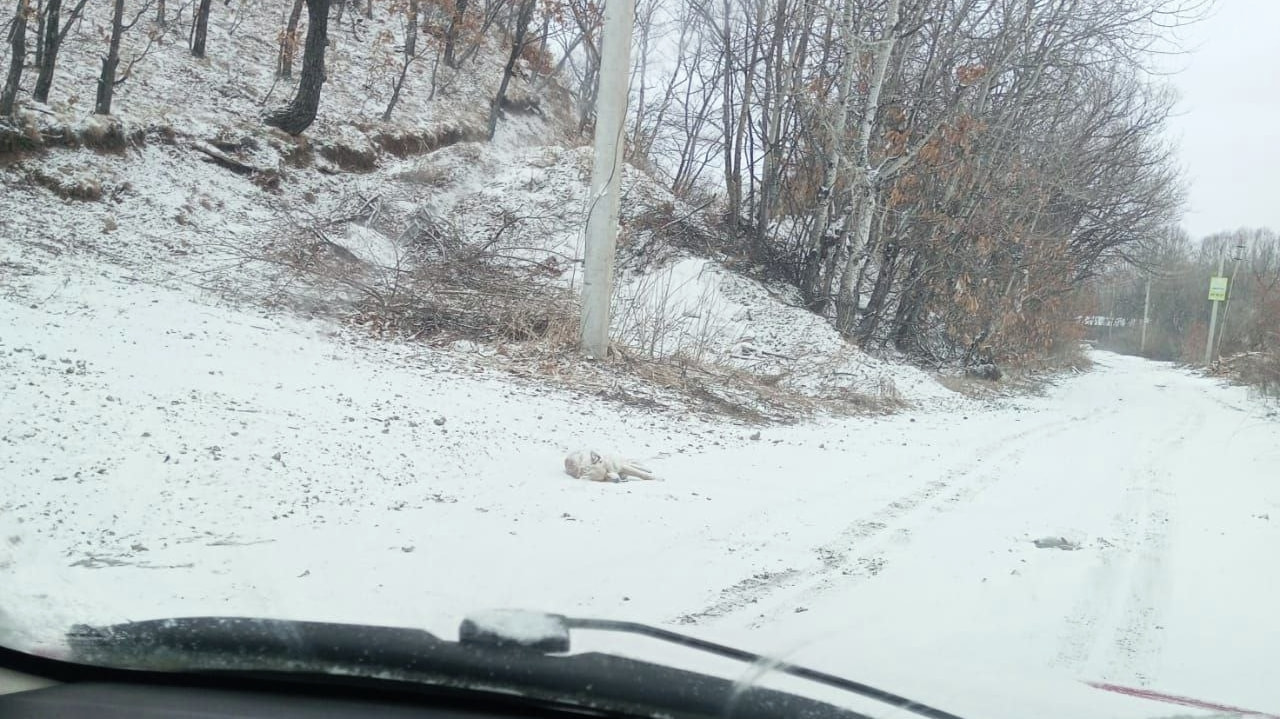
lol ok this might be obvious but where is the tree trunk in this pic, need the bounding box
[799,0,861,308]
[835,186,877,332]
[265,0,330,134]
[855,239,901,343]
[756,0,808,257]
[843,213,884,332]
[31,0,58,102]
[719,0,738,235]
[833,0,901,324]
[2,0,28,116]
[156,0,165,27]
[277,0,304,79]
[820,208,855,310]
[191,0,212,57]
[381,0,416,121]
[486,0,534,140]
[93,0,124,115]
[890,255,927,352]
[32,0,43,69]
[627,2,649,161]
[729,0,762,236]
[443,0,468,68]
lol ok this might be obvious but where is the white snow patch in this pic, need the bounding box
[338,225,403,269]
[462,609,568,647]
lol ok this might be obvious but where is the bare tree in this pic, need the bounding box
[29,0,87,102]
[31,0,56,101]
[566,0,601,132]
[1,0,27,115]
[382,0,418,121]
[265,0,331,134]
[618,0,1195,363]
[92,0,158,115]
[487,0,535,139]
[277,0,304,78]
[190,0,211,56]
[442,0,467,67]
[93,0,126,114]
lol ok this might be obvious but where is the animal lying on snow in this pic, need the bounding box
[563,450,658,482]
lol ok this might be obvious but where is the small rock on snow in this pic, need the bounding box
[1032,536,1081,551]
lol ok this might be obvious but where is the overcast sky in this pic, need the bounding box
[1164,0,1280,239]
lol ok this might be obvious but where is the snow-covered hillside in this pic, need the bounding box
[1,0,957,417]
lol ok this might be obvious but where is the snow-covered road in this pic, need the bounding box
[3,266,1279,715]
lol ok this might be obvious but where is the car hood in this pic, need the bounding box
[25,612,1280,719]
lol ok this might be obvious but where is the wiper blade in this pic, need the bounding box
[468,613,967,719]
[65,616,878,719]
[69,617,444,671]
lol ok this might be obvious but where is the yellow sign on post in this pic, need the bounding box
[1208,276,1229,302]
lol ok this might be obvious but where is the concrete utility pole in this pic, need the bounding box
[1204,255,1225,366]
[1215,240,1246,361]
[1140,276,1151,355]
[579,0,635,359]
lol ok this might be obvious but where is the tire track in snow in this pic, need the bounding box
[671,406,1119,627]
[1050,409,1203,685]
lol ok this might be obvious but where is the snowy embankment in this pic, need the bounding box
[2,112,948,415]
[2,0,937,411]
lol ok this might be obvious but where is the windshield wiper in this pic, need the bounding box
[461,612,966,719]
[64,613,966,719]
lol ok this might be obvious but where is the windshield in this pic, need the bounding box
[2,0,1278,717]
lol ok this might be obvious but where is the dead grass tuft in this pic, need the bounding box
[394,163,453,188]
[1213,351,1280,400]
[27,166,103,202]
[317,141,378,173]
[77,117,133,151]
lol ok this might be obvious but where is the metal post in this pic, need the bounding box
[579,0,635,359]
[1204,255,1224,366]
[1140,277,1151,355]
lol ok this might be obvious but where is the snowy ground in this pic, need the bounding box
[3,256,1279,717]
[6,2,1276,716]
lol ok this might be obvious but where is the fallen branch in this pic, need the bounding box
[192,141,257,176]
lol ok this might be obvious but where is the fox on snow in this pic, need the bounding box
[563,450,658,482]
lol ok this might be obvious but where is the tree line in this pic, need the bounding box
[1089,227,1280,365]
[1,0,552,133]
[619,0,1194,365]
[3,0,1200,366]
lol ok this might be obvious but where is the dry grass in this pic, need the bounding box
[26,166,103,202]
[1,113,144,156]
[394,164,454,188]
[265,232,579,347]
[1214,351,1280,400]
[212,204,905,425]
[937,366,1062,399]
